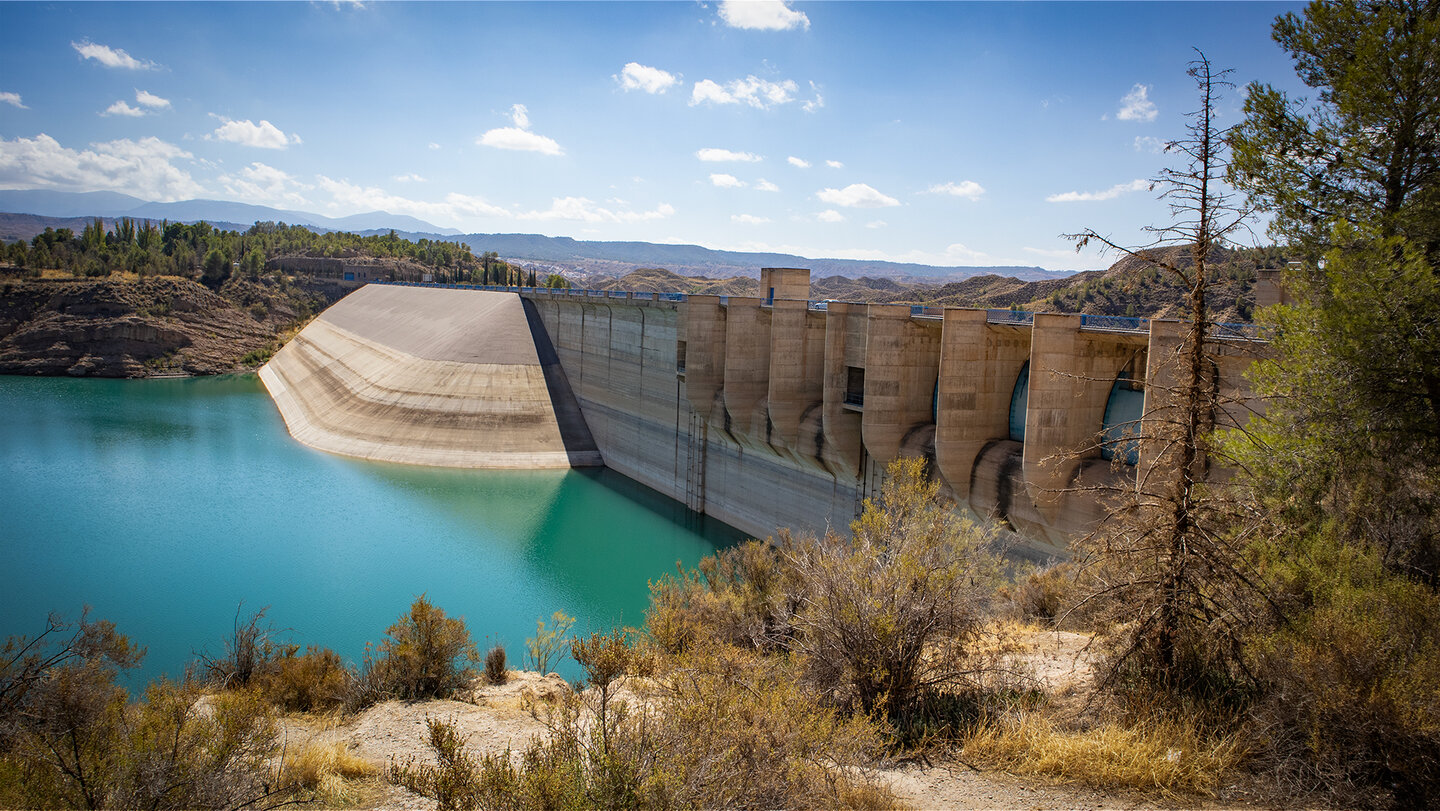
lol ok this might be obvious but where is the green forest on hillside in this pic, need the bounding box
[1,220,542,288]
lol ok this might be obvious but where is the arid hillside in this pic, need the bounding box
[591,245,1288,324]
[0,273,329,377]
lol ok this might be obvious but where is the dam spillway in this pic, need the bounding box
[262,272,1266,558]
[259,284,601,468]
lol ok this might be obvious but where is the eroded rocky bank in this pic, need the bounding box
[0,274,331,377]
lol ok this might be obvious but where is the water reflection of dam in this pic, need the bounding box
[262,270,1267,559]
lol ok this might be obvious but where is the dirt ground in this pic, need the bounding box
[277,629,1270,810]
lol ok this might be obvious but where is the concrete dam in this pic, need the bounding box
[260,269,1264,558]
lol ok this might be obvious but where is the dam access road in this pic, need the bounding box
[261,269,1267,558]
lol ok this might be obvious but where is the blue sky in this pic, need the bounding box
[0,1,1307,271]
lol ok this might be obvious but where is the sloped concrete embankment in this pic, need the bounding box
[259,285,601,468]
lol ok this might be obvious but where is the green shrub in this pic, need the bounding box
[388,718,485,811]
[645,535,802,655]
[359,595,478,704]
[789,457,1000,720]
[1251,530,1440,806]
[525,611,575,674]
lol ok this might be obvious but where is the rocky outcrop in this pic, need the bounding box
[0,277,294,377]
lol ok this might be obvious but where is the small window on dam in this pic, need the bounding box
[675,341,687,375]
[844,366,865,408]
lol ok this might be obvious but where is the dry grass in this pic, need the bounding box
[281,739,377,806]
[962,710,1245,797]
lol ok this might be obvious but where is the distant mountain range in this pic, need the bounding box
[0,189,461,236]
[0,189,1080,282]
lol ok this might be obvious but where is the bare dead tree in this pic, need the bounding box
[1065,51,1268,700]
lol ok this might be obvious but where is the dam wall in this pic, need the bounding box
[519,280,1265,557]
[262,278,1265,558]
[526,293,856,540]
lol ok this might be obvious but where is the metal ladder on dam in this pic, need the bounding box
[854,447,881,519]
[684,410,708,515]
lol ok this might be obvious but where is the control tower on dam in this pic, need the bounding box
[261,270,1265,559]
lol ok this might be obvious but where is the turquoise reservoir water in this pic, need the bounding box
[0,375,743,685]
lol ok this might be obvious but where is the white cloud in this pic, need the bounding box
[1117,83,1157,122]
[219,161,312,207]
[317,175,510,222]
[754,178,779,192]
[208,116,300,149]
[516,197,675,224]
[427,142,441,150]
[478,127,563,155]
[1046,178,1150,203]
[616,62,679,94]
[787,156,810,169]
[1023,246,1080,259]
[825,159,843,169]
[690,76,799,110]
[732,213,771,225]
[696,147,761,162]
[817,182,899,208]
[801,81,824,113]
[393,173,426,183]
[0,133,204,201]
[71,40,157,70]
[102,90,170,118]
[938,242,991,263]
[816,209,845,223]
[478,105,563,156]
[103,100,145,118]
[710,173,745,188]
[926,180,986,200]
[1134,135,1165,153]
[135,89,169,109]
[1,92,28,109]
[865,220,887,229]
[718,0,809,31]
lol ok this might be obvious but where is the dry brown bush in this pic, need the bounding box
[254,645,352,713]
[483,645,508,686]
[0,612,299,810]
[648,458,1000,730]
[1001,561,1089,628]
[963,707,1245,797]
[389,634,899,810]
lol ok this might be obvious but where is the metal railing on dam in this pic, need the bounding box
[369,280,1268,342]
